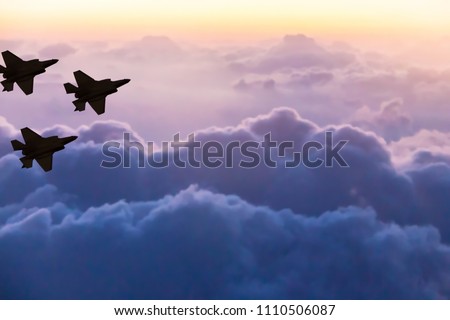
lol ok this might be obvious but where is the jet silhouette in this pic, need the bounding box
[0,51,58,95]
[64,70,130,115]
[11,128,77,172]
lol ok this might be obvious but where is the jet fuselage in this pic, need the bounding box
[2,59,58,82]
[73,79,129,102]
[21,136,77,159]
[74,81,118,101]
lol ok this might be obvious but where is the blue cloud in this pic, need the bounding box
[1,186,449,299]
[1,108,450,299]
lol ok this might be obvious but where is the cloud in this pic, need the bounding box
[245,34,356,73]
[223,35,450,140]
[2,32,450,299]
[0,39,23,51]
[288,69,334,87]
[389,129,450,167]
[104,36,185,62]
[2,107,450,244]
[233,78,276,92]
[38,43,77,59]
[41,120,144,145]
[0,116,18,158]
[3,34,450,143]
[1,186,449,299]
[350,98,412,141]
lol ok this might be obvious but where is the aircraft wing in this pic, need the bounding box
[74,70,96,86]
[2,51,23,68]
[16,77,34,95]
[36,154,53,172]
[21,127,42,144]
[88,98,106,115]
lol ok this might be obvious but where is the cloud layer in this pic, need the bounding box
[1,186,449,299]
[2,33,450,299]
[1,107,450,299]
[2,34,450,142]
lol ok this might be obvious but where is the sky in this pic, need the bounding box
[1,1,450,299]
[3,0,450,42]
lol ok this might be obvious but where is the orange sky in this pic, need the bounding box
[2,0,450,43]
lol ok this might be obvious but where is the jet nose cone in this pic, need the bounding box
[116,79,131,87]
[44,59,59,67]
[64,136,78,144]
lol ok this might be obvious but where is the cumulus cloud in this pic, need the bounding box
[224,35,450,139]
[41,120,144,145]
[389,130,450,168]
[1,106,450,242]
[0,116,18,158]
[350,98,412,141]
[2,33,450,299]
[1,186,449,299]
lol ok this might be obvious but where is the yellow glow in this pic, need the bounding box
[2,0,450,42]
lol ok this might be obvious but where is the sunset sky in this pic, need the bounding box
[1,1,450,300]
[3,0,450,42]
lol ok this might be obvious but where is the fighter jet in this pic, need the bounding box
[64,70,130,115]
[0,51,58,95]
[11,127,77,172]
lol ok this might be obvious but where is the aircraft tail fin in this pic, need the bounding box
[73,100,86,112]
[1,80,13,92]
[20,157,33,169]
[11,139,25,151]
[64,82,78,94]
[0,65,5,73]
